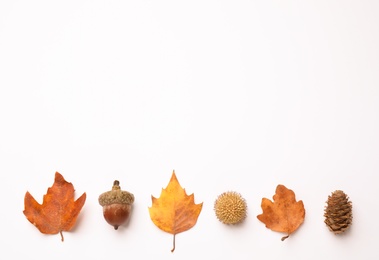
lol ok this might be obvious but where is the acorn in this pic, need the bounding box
[324,190,352,234]
[98,180,134,230]
[214,191,247,224]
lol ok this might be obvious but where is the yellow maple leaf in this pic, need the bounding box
[149,170,203,252]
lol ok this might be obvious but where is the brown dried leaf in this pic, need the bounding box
[23,172,86,241]
[257,184,305,241]
[148,170,203,252]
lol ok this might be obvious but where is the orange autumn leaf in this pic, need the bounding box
[148,170,203,252]
[23,172,86,241]
[257,184,305,241]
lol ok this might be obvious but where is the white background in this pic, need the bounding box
[1,0,378,259]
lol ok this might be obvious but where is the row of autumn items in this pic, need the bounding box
[23,171,353,252]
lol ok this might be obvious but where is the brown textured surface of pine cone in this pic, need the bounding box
[324,190,352,234]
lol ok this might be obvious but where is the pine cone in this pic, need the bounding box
[324,190,352,234]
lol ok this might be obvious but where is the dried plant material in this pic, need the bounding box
[148,170,203,252]
[23,172,86,241]
[98,180,134,230]
[257,184,305,241]
[324,190,352,234]
[214,191,247,224]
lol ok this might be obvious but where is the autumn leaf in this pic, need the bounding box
[148,170,203,252]
[257,184,305,241]
[23,172,86,241]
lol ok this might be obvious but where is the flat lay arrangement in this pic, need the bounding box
[2,2,377,259]
[23,171,352,252]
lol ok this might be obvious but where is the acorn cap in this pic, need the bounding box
[98,180,134,206]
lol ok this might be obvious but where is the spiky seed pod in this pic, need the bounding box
[324,190,352,234]
[214,191,247,224]
[98,180,134,230]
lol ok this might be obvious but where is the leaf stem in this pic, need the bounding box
[281,234,289,241]
[60,230,64,242]
[171,234,176,252]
